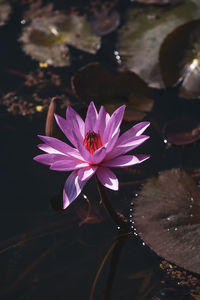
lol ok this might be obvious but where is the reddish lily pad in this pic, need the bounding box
[134,168,200,275]
[20,11,100,67]
[135,0,183,5]
[117,1,200,88]
[160,19,200,99]
[72,62,154,122]
[164,116,200,145]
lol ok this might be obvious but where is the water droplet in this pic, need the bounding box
[191,197,194,202]
[131,225,134,229]
[164,139,168,144]
[135,193,138,197]
[130,208,133,211]
[174,227,178,231]
[134,232,138,236]
[130,215,132,218]
[21,19,26,25]
[167,228,170,232]
[189,204,193,208]
[117,226,120,230]
[114,51,118,55]
[131,201,134,206]
[142,242,145,246]
[190,214,194,217]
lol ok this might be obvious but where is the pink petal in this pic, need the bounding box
[71,131,92,163]
[66,106,85,138]
[54,114,82,147]
[92,147,106,164]
[38,135,83,160]
[107,135,149,159]
[118,122,150,145]
[78,166,97,181]
[50,159,89,171]
[37,144,62,154]
[103,105,125,143]
[102,154,150,168]
[85,102,98,135]
[96,167,119,191]
[63,171,86,209]
[105,130,120,154]
[33,153,67,166]
[94,106,106,136]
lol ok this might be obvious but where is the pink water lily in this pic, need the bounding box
[34,102,150,209]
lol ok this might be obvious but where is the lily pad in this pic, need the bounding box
[164,116,200,145]
[160,19,200,98]
[20,12,100,67]
[0,0,11,26]
[134,168,200,275]
[117,0,200,88]
[72,62,154,121]
[88,8,120,36]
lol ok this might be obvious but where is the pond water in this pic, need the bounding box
[1,1,200,299]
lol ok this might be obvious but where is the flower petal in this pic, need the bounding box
[54,114,82,147]
[50,159,89,171]
[103,105,125,143]
[77,166,97,181]
[37,144,62,154]
[102,154,150,168]
[106,135,149,159]
[96,167,119,191]
[71,130,92,163]
[38,135,83,160]
[66,106,85,138]
[63,171,86,209]
[94,106,106,136]
[33,153,67,166]
[92,147,106,164]
[105,130,120,154]
[118,122,150,145]
[85,102,98,134]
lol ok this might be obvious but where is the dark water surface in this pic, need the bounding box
[1,1,200,300]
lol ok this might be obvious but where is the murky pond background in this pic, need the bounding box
[2,0,200,299]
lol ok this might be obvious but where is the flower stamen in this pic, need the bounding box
[83,131,103,155]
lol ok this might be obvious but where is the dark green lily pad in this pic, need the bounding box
[117,0,200,88]
[134,168,200,275]
[160,19,200,98]
[0,0,11,26]
[20,12,100,67]
[72,62,154,121]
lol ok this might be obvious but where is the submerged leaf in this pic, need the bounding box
[160,19,200,98]
[20,12,100,67]
[72,62,154,122]
[118,0,200,88]
[134,168,200,274]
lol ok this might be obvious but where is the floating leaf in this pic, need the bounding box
[72,62,154,122]
[164,116,200,145]
[0,0,11,26]
[134,168,200,274]
[88,8,120,36]
[117,0,200,88]
[160,19,200,98]
[20,12,100,67]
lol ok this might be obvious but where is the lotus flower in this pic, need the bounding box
[34,102,150,209]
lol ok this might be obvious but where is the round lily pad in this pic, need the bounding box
[160,19,200,99]
[72,62,154,121]
[117,0,200,88]
[20,12,100,67]
[164,116,200,145]
[134,168,200,274]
